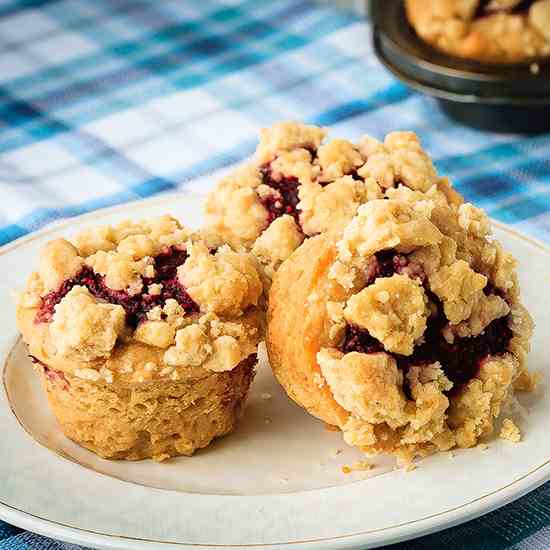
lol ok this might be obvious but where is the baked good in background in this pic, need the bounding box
[17,216,264,461]
[405,0,550,63]
[267,189,535,464]
[205,122,458,282]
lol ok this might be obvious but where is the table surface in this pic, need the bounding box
[1,1,550,549]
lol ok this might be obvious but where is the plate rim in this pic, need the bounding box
[2,457,550,550]
[1,192,549,550]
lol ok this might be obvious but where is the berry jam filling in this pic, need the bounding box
[150,246,190,281]
[29,355,70,390]
[341,249,512,395]
[259,164,302,227]
[342,325,384,355]
[399,302,512,390]
[365,250,426,286]
[35,246,199,327]
[258,150,369,229]
[342,311,512,395]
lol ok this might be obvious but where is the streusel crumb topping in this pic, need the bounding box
[50,286,126,361]
[177,242,262,316]
[205,122,458,280]
[19,216,264,379]
[255,121,326,165]
[251,215,304,280]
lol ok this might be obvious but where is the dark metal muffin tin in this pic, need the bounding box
[372,0,550,133]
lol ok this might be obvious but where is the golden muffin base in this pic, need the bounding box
[39,355,255,461]
[17,302,259,461]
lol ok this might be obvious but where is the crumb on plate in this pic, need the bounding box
[500,418,521,443]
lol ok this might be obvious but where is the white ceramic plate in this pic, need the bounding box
[0,193,548,550]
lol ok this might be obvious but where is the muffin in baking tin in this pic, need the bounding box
[405,0,550,63]
[17,216,264,461]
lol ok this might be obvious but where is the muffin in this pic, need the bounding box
[267,191,535,463]
[17,216,264,461]
[405,0,550,63]
[205,122,460,281]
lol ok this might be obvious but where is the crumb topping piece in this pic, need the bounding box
[344,275,428,355]
[318,349,407,428]
[358,132,438,192]
[298,176,380,237]
[50,286,125,361]
[255,121,326,164]
[317,139,363,181]
[204,165,268,250]
[164,312,259,372]
[429,260,487,325]
[252,215,304,280]
[530,0,550,40]
[178,242,262,316]
[332,199,442,289]
[39,239,84,293]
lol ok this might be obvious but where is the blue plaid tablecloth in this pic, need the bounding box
[1,0,550,549]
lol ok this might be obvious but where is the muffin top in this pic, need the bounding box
[405,0,550,63]
[17,215,264,385]
[205,121,460,278]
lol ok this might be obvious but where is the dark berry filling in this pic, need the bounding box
[305,146,319,161]
[259,164,302,227]
[342,312,512,395]
[342,325,384,355]
[365,250,426,286]
[35,245,199,328]
[511,0,537,12]
[475,0,493,16]
[257,147,393,230]
[150,246,190,281]
[35,275,82,324]
[29,355,69,390]
[340,249,512,395]
[397,302,512,390]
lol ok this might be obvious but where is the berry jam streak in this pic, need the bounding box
[365,250,426,286]
[29,355,70,390]
[259,164,302,227]
[35,246,198,327]
[341,249,512,394]
[342,312,512,394]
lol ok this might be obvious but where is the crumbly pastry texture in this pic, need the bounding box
[205,122,452,282]
[17,215,264,460]
[267,192,535,464]
[405,0,550,63]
